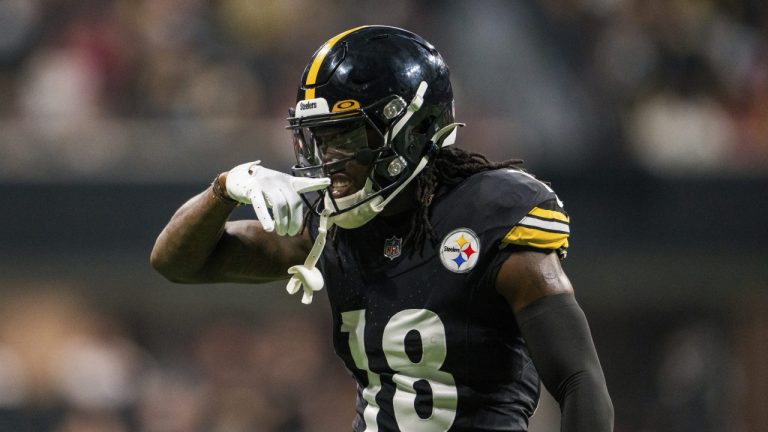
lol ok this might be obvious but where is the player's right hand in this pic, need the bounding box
[225,161,330,236]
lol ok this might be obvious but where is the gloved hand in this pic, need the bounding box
[225,161,330,236]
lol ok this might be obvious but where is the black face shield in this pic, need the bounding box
[291,119,377,179]
[287,95,418,216]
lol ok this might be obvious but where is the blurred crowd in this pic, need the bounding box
[0,0,766,181]
[537,0,768,175]
[0,1,766,431]
[0,288,355,432]
[0,284,759,432]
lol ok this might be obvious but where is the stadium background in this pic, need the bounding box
[0,0,766,431]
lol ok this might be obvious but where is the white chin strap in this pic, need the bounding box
[323,181,382,229]
[285,82,464,304]
[286,208,331,304]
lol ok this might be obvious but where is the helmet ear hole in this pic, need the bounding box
[414,115,436,134]
[395,114,435,162]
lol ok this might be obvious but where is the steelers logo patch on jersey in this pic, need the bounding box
[440,228,481,273]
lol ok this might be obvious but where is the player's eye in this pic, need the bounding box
[314,125,369,155]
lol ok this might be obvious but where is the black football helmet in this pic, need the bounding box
[287,25,458,220]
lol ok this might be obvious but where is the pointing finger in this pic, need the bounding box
[291,177,331,194]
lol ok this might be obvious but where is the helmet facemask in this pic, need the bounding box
[288,87,435,226]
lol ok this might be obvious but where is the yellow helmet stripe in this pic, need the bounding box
[304,26,368,100]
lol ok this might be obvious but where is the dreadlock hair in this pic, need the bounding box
[405,146,523,253]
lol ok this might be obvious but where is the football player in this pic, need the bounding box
[151,26,613,431]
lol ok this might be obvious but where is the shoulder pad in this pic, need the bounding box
[436,169,570,257]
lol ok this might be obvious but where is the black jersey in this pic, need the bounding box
[309,168,570,432]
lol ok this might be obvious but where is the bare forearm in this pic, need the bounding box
[151,183,238,282]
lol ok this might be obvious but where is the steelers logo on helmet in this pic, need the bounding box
[440,228,481,273]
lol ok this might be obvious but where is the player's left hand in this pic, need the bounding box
[225,161,330,236]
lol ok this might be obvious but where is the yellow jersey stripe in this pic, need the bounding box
[528,207,569,223]
[304,26,367,99]
[502,225,569,250]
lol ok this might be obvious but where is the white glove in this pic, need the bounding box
[225,161,330,236]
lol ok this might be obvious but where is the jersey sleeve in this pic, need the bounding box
[452,169,570,260]
[500,197,570,258]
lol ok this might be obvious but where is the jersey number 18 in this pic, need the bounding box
[341,308,458,432]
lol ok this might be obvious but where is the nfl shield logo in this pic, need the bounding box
[383,236,402,260]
